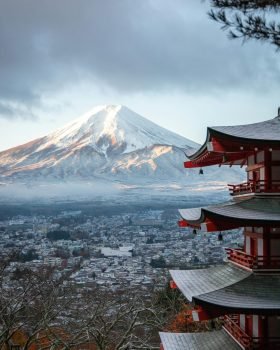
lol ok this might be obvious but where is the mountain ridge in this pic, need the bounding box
[0,105,244,197]
[34,104,198,154]
[0,105,198,181]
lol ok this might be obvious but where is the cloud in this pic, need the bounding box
[0,101,37,120]
[0,0,279,119]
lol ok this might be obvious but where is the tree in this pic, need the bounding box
[19,249,39,262]
[209,0,280,48]
[150,256,166,268]
[68,292,155,350]
[47,230,70,241]
[0,256,178,350]
[0,262,72,350]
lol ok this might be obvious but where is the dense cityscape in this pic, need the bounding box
[0,207,243,293]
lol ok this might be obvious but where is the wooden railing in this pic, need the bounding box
[223,315,280,349]
[225,248,254,268]
[228,180,280,196]
[225,248,280,270]
[223,315,251,349]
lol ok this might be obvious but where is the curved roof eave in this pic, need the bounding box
[188,128,211,160]
[195,274,280,313]
[179,198,280,225]
[159,330,241,350]
[178,207,205,224]
[188,116,280,161]
[209,116,280,142]
[170,264,250,302]
[170,265,280,313]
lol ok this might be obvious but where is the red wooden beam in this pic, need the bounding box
[184,151,250,168]
[191,307,212,322]
[207,140,227,152]
[178,219,188,227]
[178,217,243,232]
[200,220,241,232]
[170,280,177,289]
[178,220,200,229]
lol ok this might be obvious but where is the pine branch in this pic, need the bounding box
[209,6,280,48]
[211,0,280,12]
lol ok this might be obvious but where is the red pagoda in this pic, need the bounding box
[160,111,280,349]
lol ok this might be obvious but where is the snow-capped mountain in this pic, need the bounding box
[0,105,244,194]
[47,105,198,153]
[0,105,196,180]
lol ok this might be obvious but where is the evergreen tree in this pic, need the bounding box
[209,0,280,48]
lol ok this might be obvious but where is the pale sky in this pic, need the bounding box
[0,0,279,151]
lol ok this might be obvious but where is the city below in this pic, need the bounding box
[0,203,242,294]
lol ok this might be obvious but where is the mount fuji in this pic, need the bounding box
[0,105,244,199]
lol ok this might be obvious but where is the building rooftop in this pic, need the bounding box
[209,116,280,142]
[179,197,280,231]
[170,264,250,301]
[185,114,280,168]
[159,330,241,350]
[171,264,280,315]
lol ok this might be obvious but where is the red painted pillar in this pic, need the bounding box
[264,150,272,191]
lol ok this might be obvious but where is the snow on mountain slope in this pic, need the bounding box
[37,105,198,155]
[0,105,197,179]
[0,104,244,190]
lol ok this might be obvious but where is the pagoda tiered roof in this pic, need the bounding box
[207,116,280,142]
[170,265,250,301]
[171,264,280,315]
[159,330,241,350]
[179,197,280,231]
[185,115,280,168]
[160,111,280,350]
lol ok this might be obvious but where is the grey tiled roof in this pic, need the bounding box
[159,330,241,350]
[179,197,280,224]
[170,264,280,312]
[198,274,280,311]
[188,116,280,160]
[210,116,280,141]
[170,264,251,302]
[179,207,203,222]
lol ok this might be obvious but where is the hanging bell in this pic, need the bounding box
[199,168,204,175]
[218,232,223,241]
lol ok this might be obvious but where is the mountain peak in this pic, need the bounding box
[67,104,123,126]
[45,104,198,155]
[0,105,203,183]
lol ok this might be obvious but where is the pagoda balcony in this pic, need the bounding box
[226,248,280,271]
[228,180,280,197]
[223,315,280,350]
[223,315,251,349]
